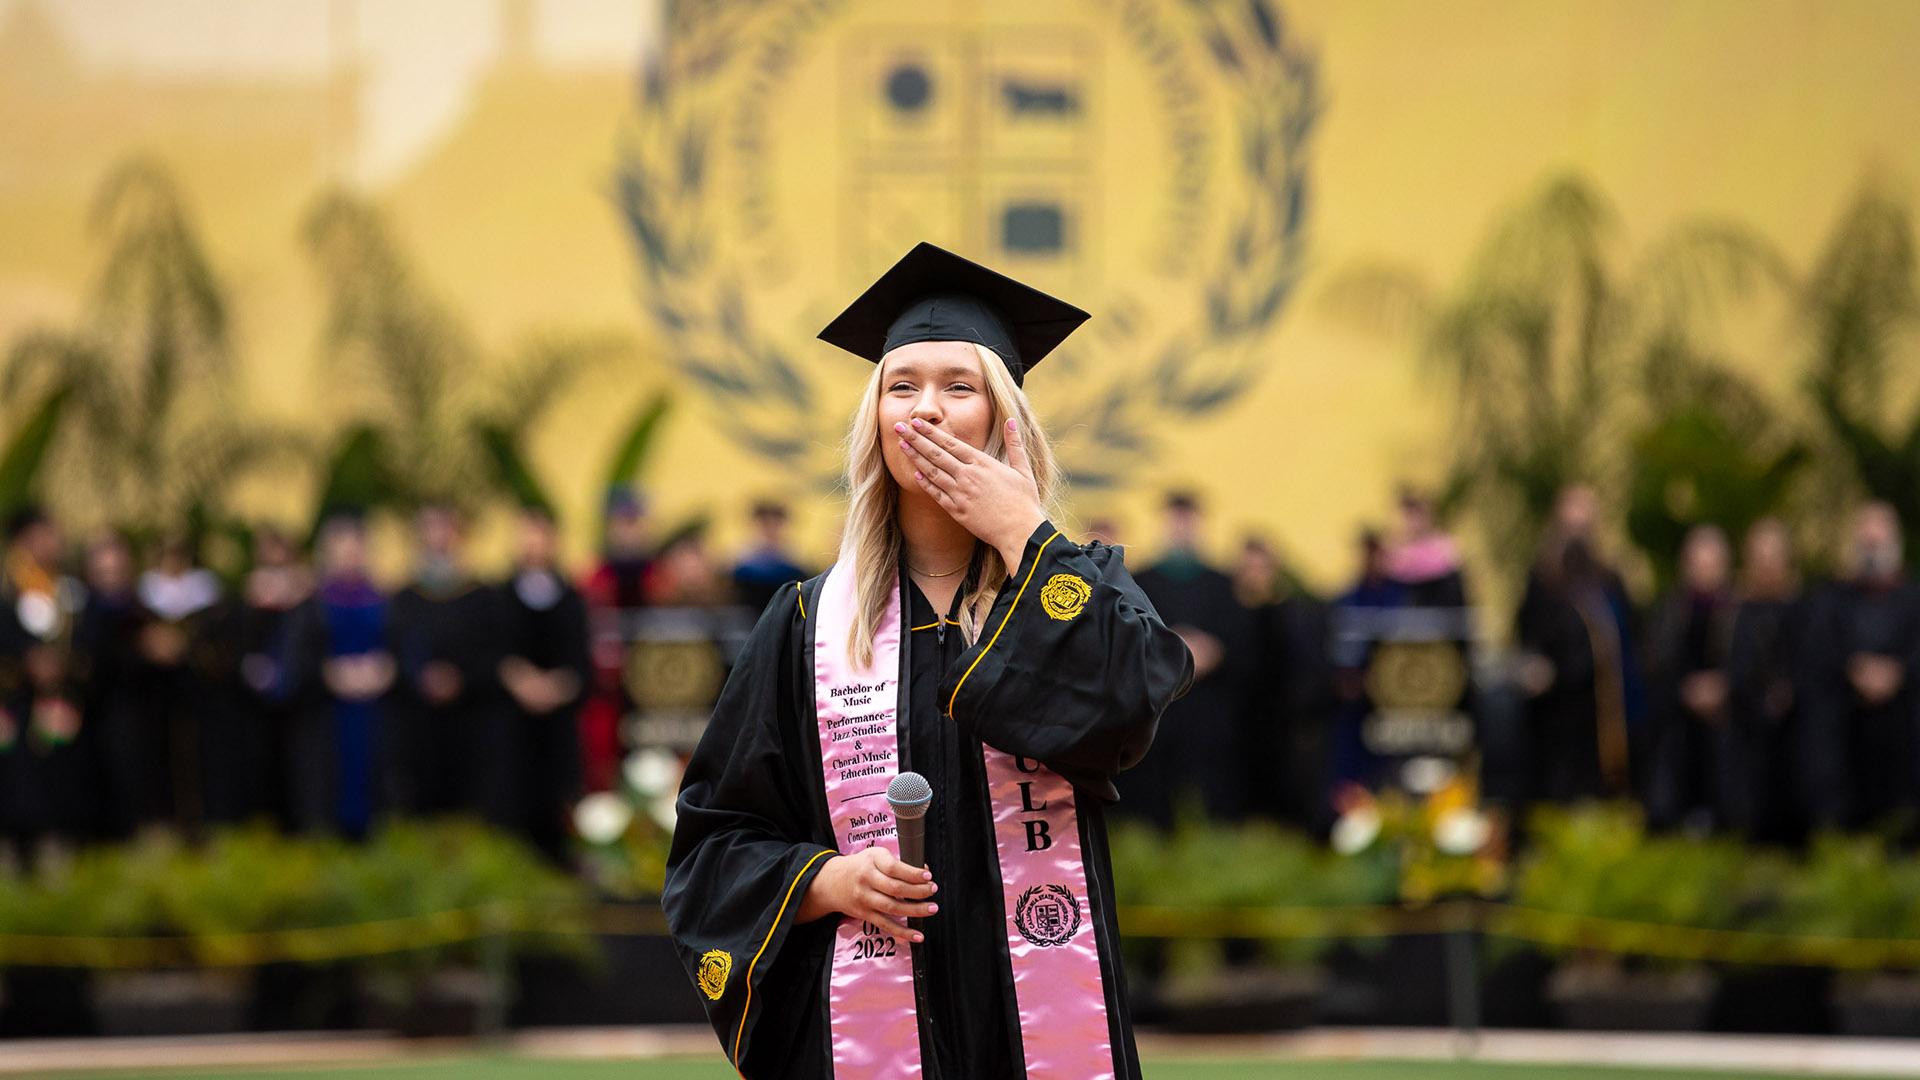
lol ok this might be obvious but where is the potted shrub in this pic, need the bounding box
[67,826,346,1036]
[342,818,594,1037]
[0,859,93,1035]
[1111,816,1398,1032]
[1763,835,1920,1036]
[1511,804,1783,1031]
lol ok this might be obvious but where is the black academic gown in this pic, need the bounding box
[1726,593,1807,844]
[70,590,149,839]
[387,579,511,822]
[1240,592,1337,832]
[664,522,1192,1079]
[1514,569,1606,805]
[1799,578,1920,830]
[1127,555,1252,826]
[496,567,592,863]
[1644,588,1738,832]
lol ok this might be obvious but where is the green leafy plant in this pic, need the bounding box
[1110,816,1398,973]
[1761,835,1920,953]
[1511,804,1787,969]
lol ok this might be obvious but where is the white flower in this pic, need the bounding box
[573,792,633,845]
[624,748,682,797]
[1330,806,1383,855]
[15,593,57,640]
[1433,807,1491,856]
[1400,756,1455,795]
[649,791,679,832]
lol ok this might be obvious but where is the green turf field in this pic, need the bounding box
[16,1056,1871,1080]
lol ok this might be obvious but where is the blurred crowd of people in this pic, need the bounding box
[0,493,808,871]
[6,478,1917,873]
[1109,485,1920,849]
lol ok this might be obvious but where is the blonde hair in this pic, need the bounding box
[841,342,1061,669]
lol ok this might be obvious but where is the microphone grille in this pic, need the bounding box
[886,771,933,814]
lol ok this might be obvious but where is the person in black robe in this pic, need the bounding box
[1513,486,1639,805]
[1725,518,1808,845]
[71,531,150,840]
[387,503,510,823]
[665,243,1192,1078]
[1514,536,1629,805]
[1125,490,1252,826]
[1644,526,1738,832]
[731,500,812,615]
[1800,502,1920,833]
[132,535,224,833]
[496,505,591,863]
[1233,536,1335,832]
[0,507,92,866]
[578,487,654,794]
[194,526,313,829]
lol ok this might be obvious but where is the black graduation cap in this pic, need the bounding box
[816,242,1090,386]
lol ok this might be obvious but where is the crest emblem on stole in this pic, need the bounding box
[1015,883,1083,948]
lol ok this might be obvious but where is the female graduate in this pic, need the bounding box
[664,242,1194,1079]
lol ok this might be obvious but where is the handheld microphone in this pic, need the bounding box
[886,771,933,869]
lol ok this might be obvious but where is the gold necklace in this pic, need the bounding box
[906,556,970,578]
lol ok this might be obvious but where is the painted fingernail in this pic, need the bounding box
[899,440,910,450]
[911,418,925,428]
[928,904,939,914]
[914,471,923,480]
[923,870,933,880]
[893,422,905,432]
[913,933,925,942]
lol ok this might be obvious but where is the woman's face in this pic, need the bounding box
[876,340,995,494]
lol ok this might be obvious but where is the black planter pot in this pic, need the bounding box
[1709,966,1831,1034]
[1547,964,1717,1032]
[91,970,251,1037]
[1318,933,1451,1026]
[1478,948,1555,1029]
[510,929,705,1027]
[1831,973,1920,1037]
[0,967,93,1037]
[250,961,360,1031]
[357,968,506,1038]
[1158,968,1324,1034]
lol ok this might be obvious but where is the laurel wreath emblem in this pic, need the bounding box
[697,948,733,1000]
[617,0,1317,489]
[1015,883,1083,948]
[1039,573,1092,622]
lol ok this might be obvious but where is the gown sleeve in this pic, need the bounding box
[939,520,1194,800]
[663,580,838,1075]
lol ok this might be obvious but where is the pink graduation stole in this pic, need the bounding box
[812,557,1115,1079]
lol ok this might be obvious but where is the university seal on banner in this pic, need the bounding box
[618,0,1319,490]
[1015,883,1082,947]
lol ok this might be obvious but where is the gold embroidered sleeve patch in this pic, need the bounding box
[697,949,733,1000]
[1039,573,1092,621]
